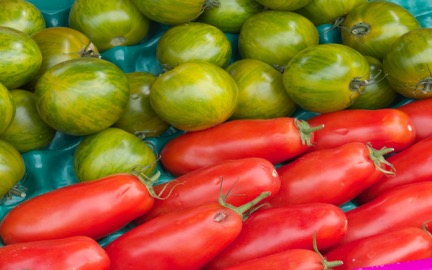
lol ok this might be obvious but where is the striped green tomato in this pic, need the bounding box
[34,58,130,136]
[0,82,15,135]
[0,139,25,200]
[0,26,42,90]
[149,61,238,131]
[255,0,312,11]
[73,127,157,182]
[0,0,45,35]
[68,0,150,52]
[0,90,56,153]
[282,43,370,113]
[157,22,232,69]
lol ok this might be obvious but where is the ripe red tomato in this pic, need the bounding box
[307,108,416,152]
[0,173,155,244]
[135,157,281,224]
[397,98,432,143]
[160,117,322,176]
[267,142,394,207]
[0,236,110,270]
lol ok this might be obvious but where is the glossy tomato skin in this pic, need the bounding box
[160,117,318,176]
[0,173,154,244]
[0,140,25,200]
[267,142,394,207]
[0,26,42,90]
[113,72,170,138]
[238,10,319,67]
[157,22,232,69]
[0,83,14,135]
[73,127,157,182]
[307,108,416,152]
[197,0,264,33]
[296,0,367,25]
[383,28,432,99]
[0,90,56,153]
[397,98,432,143]
[135,157,281,223]
[226,58,296,119]
[203,203,348,270]
[27,26,100,90]
[68,0,150,52]
[339,182,432,246]
[0,0,45,35]
[341,1,421,60]
[105,202,244,270]
[356,136,432,204]
[282,43,370,113]
[34,58,130,136]
[255,0,312,11]
[149,61,238,131]
[0,236,110,270]
[325,227,432,270]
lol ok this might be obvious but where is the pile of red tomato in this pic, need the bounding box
[0,0,431,269]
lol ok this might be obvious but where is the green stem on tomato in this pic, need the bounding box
[295,119,324,146]
[312,231,344,270]
[366,142,396,175]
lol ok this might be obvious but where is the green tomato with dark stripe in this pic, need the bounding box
[255,0,312,11]
[34,58,130,136]
[282,43,370,113]
[0,139,25,199]
[0,26,42,90]
[0,83,15,135]
[157,22,232,69]
[150,61,238,131]
[0,0,45,35]
[73,127,157,182]
[0,90,56,153]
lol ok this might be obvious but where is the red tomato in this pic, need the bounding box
[105,192,270,270]
[160,117,323,176]
[0,236,110,270]
[397,98,432,143]
[203,203,348,270]
[356,136,432,204]
[339,182,432,246]
[307,108,416,152]
[0,173,155,244]
[325,227,432,270]
[267,142,394,207]
[223,248,342,270]
[135,157,281,224]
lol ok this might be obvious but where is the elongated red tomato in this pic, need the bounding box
[223,248,342,270]
[203,203,348,270]
[267,142,394,207]
[0,173,156,244]
[135,157,281,224]
[160,117,322,176]
[397,98,432,143]
[307,108,416,152]
[356,136,432,204]
[325,227,432,270]
[0,236,110,270]
[105,192,270,270]
[339,181,432,246]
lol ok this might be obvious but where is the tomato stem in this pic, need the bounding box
[366,143,396,175]
[203,0,220,10]
[351,22,371,36]
[295,119,324,146]
[415,77,432,94]
[80,40,101,59]
[312,231,344,269]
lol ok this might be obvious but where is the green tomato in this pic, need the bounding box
[0,0,45,35]
[0,82,15,135]
[226,58,296,119]
[0,139,25,199]
[282,43,370,113]
[113,72,170,138]
[255,0,313,11]
[68,0,150,52]
[238,10,319,68]
[157,22,232,69]
[73,127,157,182]
[0,90,56,152]
[34,58,130,136]
[150,61,238,131]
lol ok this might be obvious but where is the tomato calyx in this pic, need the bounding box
[203,0,220,11]
[2,184,27,202]
[313,232,343,269]
[350,22,371,36]
[295,119,324,146]
[131,168,183,200]
[415,77,432,94]
[366,143,396,175]
[80,40,101,59]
